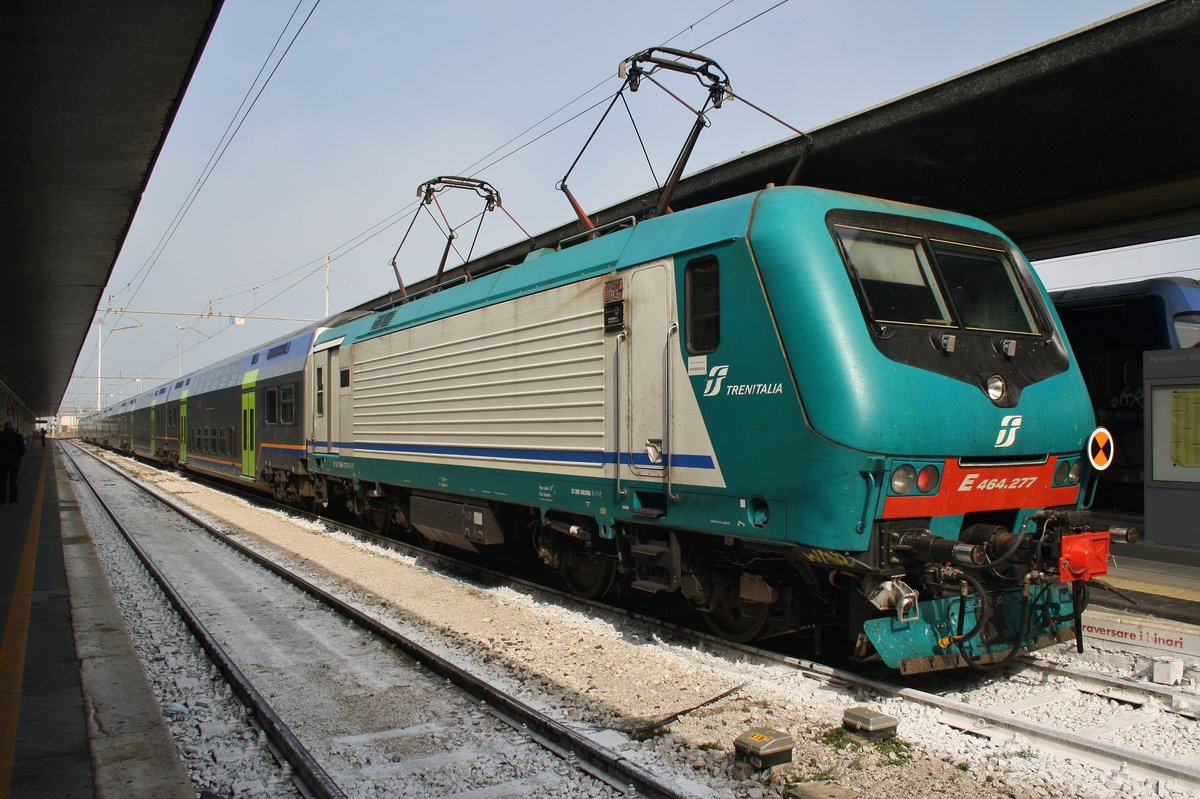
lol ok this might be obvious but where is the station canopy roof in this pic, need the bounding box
[0,2,221,417]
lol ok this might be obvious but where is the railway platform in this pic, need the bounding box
[0,443,191,798]
[1084,545,1200,661]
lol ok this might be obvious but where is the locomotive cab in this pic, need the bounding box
[740,188,1119,672]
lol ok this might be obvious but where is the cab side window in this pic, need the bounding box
[685,256,720,354]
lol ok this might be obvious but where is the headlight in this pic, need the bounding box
[891,464,917,494]
[986,374,1007,402]
[1068,459,1083,485]
[1054,458,1070,486]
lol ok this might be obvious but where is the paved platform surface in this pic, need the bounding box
[1095,552,1200,627]
[0,443,191,798]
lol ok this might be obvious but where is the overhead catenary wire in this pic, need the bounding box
[295,0,785,275]
[144,1,778,317]
[84,0,798,400]
[1036,232,1200,291]
[78,0,324,384]
[114,0,313,305]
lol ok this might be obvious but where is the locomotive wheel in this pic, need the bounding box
[415,528,442,553]
[562,556,615,600]
[363,504,391,536]
[704,602,769,643]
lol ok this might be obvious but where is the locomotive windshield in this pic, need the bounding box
[834,224,1039,335]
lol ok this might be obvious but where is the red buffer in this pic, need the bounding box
[1059,532,1112,582]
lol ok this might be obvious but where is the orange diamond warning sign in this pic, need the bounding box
[1088,427,1114,471]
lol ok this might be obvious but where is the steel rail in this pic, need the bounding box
[60,444,346,799]
[66,442,698,799]
[1015,656,1200,718]
[881,681,1200,789]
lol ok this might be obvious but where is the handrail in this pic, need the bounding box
[665,321,679,502]
[558,216,637,249]
[615,331,627,498]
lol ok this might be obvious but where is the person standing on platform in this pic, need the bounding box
[0,420,26,503]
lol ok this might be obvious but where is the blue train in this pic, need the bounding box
[82,185,1119,674]
[1052,277,1200,516]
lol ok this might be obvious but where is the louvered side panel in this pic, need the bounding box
[349,278,609,473]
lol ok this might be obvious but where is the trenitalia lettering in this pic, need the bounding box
[701,366,783,397]
[724,383,784,396]
[957,474,1038,492]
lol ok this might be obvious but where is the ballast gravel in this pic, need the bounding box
[74,448,1200,798]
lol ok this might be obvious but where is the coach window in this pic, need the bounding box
[685,256,720,354]
[316,366,325,417]
[280,384,296,425]
[1175,312,1200,348]
[263,386,279,425]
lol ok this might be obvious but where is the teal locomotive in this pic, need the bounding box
[83,186,1118,673]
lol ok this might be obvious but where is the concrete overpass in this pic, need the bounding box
[2,0,1199,421]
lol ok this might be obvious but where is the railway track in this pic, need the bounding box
[62,442,691,798]
[72,442,1200,797]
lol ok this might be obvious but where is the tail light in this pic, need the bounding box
[917,465,940,493]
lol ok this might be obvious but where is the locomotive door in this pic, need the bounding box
[314,346,346,454]
[625,262,676,494]
[336,353,353,456]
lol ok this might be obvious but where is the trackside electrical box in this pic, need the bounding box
[733,727,794,770]
[842,707,898,741]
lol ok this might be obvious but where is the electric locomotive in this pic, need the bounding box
[296,185,1117,674]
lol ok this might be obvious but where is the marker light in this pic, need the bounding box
[917,465,940,493]
[1054,459,1070,486]
[986,375,1007,402]
[891,464,917,495]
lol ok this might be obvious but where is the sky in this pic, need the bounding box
[60,0,1195,413]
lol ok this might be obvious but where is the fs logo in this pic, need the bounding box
[702,365,729,397]
[994,414,1023,448]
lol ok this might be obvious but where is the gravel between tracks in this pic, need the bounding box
[81,449,1200,798]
